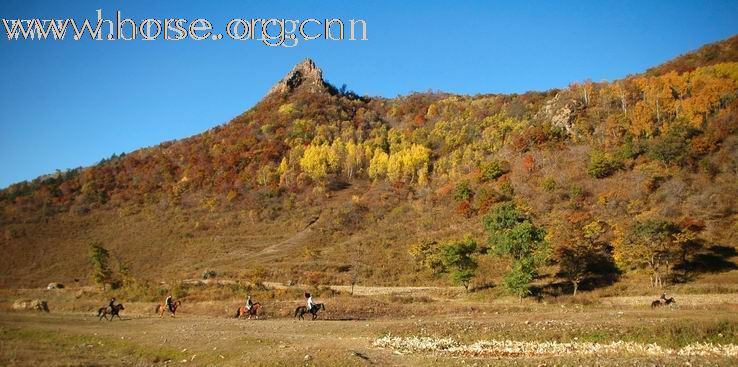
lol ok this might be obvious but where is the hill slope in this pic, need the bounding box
[1,36,737,291]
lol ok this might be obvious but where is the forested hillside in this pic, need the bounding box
[1,36,737,296]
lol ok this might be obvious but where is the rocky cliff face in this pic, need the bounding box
[536,93,583,135]
[267,58,330,96]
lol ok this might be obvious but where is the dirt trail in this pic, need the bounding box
[0,312,400,366]
[3,301,738,366]
[256,214,320,259]
[263,281,463,297]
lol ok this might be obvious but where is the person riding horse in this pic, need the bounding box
[235,296,261,319]
[165,295,174,313]
[245,295,253,312]
[305,292,314,312]
[651,293,676,308]
[99,299,125,321]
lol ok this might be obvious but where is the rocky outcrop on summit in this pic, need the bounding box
[267,59,331,96]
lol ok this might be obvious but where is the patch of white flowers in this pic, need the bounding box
[373,335,738,357]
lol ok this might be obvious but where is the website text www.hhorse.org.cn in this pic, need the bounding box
[1,9,368,47]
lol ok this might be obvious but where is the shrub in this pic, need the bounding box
[454,180,473,202]
[541,177,557,192]
[616,138,645,161]
[480,160,508,181]
[569,185,586,209]
[499,180,514,199]
[699,158,720,178]
[503,259,535,298]
[570,185,585,200]
[587,151,623,178]
[522,154,536,174]
[647,125,699,166]
[472,187,499,213]
[456,201,473,217]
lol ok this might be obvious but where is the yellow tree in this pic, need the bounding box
[278,157,290,187]
[660,71,688,121]
[299,144,331,182]
[343,140,363,180]
[630,77,657,137]
[386,153,403,182]
[367,148,389,181]
[682,63,738,128]
[607,82,628,115]
[613,219,680,288]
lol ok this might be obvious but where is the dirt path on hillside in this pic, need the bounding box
[190,214,322,272]
[263,281,464,297]
[256,214,319,259]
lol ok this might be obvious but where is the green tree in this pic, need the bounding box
[88,242,113,290]
[439,237,478,291]
[503,257,536,298]
[484,203,549,298]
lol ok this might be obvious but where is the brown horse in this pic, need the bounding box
[155,300,182,317]
[651,294,676,308]
[235,302,262,319]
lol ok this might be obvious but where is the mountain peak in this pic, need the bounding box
[267,58,329,96]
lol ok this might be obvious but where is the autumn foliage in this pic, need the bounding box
[2,35,738,291]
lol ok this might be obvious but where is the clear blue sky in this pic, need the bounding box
[1,0,737,188]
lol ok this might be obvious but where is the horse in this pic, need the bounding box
[651,294,676,308]
[662,295,676,306]
[235,302,262,319]
[97,304,125,321]
[294,303,325,320]
[155,300,182,318]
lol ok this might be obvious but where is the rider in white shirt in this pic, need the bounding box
[305,292,314,311]
[245,295,253,311]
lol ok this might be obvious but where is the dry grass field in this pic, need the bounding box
[2,285,738,366]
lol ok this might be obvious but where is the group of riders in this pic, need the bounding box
[104,292,318,317]
[242,292,316,313]
[106,295,178,312]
